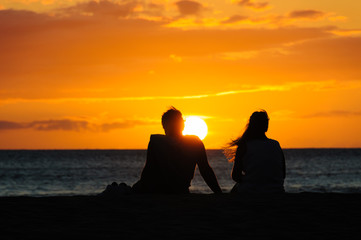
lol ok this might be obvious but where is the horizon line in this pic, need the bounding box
[1,147,360,150]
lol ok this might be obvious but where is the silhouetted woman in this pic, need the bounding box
[228,110,286,194]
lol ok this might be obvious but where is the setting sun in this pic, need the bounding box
[183,116,208,140]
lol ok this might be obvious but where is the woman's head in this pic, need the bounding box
[231,110,269,147]
[225,110,269,161]
[248,110,269,134]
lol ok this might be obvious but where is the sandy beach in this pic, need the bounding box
[1,193,361,239]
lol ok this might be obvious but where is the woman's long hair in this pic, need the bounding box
[225,110,269,161]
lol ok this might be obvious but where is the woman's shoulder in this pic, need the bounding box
[267,138,279,143]
[247,138,281,147]
[266,138,283,149]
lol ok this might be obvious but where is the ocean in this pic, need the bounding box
[0,149,360,196]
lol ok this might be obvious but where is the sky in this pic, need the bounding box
[1,0,361,149]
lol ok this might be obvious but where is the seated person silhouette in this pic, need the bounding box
[228,110,286,194]
[132,107,222,194]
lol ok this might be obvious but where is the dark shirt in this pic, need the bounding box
[133,134,221,194]
[232,138,286,193]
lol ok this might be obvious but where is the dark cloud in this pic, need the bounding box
[0,9,94,38]
[0,5,352,97]
[29,120,89,131]
[0,8,333,58]
[288,10,325,19]
[148,3,163,10]
[0,9,48,25]
[221,15,249,24]
[0,121,24,130]
[0,9,53,35]
[101,120,157,131]
[175,0,204,16]
[237,0,269,10]
[0,119,89,131]
[0,119,157,131]
[62,0,139,18]
[144,2,166,16]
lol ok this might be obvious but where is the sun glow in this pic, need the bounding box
[182,116,208,140]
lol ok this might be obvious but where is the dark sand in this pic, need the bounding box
[1,193,361,239]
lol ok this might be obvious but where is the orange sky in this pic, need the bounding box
[1,0,361,149]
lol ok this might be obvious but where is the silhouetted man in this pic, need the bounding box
[132,107,222,194]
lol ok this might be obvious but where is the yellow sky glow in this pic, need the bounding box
[1,0,361,149]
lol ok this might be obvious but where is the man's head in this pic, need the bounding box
[161,107,184,137]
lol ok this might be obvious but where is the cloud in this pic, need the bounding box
[175,0,204,16]
[237,0,269,10]
[219,9,334,27]
[169,54,182,62]
[100,119,157,131]
[328,15,348,22]
[302,111,361,118]
[2,80,361,105]
[220,47,290,60]
[1,6,359,100]
[221,15,249,24]
[0,82,298,104]
[269,110,295,121]
[30,119,89,131]
[0,121,24,130]
[0,119,88,131]
[0,9,51,27]
[328,29,361,37]
[60,0,139,18]
[0,118,157,131]
[0,8,334,78]
[288,10,325,20]
[0,8,333,55]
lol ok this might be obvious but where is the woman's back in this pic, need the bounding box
[229,110,286,194]
[237,139,285,193]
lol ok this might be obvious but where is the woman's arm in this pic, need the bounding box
[281,149,286,179]
[231,142,246,183]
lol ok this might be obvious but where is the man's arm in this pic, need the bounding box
[196,141,222,194]
[132,136,154,192]
[139,136,155,181]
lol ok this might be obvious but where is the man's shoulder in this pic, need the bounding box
[149,134,167,145]
[183,134,202,142]
[149,134,201,141]
[182,135,204,150]
[149,134,203,147]
[150,134,166,140]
